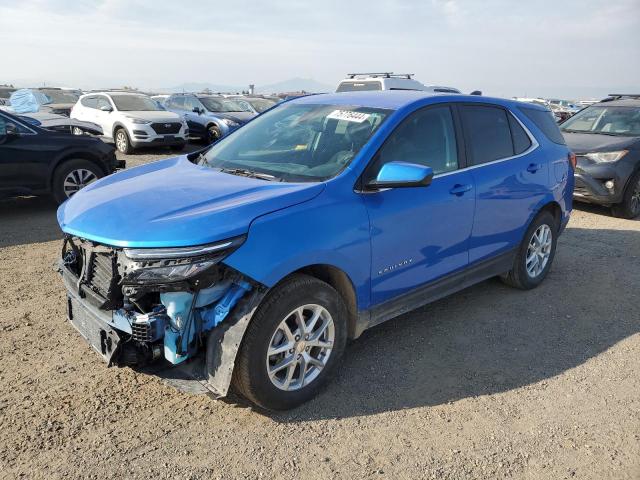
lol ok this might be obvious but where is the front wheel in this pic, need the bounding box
[232,274,347,411]
[114,128,133,154]
[611,171,640,219]
[52,159,104,204]
[205,124,222,144]
[501,210,558,290]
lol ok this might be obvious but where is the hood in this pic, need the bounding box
[123,110,182,122]
[57,156,324,248]
[210,111,254,124]
[563,132,639,154]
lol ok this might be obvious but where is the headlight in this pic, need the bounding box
[122,236,244,284]
[585,151,628,163]
[126,117,152,125]
[221,118,239,127]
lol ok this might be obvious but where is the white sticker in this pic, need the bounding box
[327,110,371,123]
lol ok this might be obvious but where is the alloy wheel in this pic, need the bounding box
[631,178,640,215]
[115,131,128,152]
[526,224,552,278]
[63,168,98,198]
[266,304,335,391]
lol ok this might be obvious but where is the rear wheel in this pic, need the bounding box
[52,159,104,204]
[114,128,132,154]
[232,274,347,411]
[611,171,640,219]
[501,210,558,290]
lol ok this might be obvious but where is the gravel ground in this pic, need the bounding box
[0,147,638,479]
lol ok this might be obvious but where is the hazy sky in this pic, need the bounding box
[1,0,639,98]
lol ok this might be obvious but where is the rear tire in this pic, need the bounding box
[232,274,347,411]
[52,159,104,204]
[501,210,558,290]
[114,128,133,154]
[611,170,640,219]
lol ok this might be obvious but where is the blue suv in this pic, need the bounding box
[164,93,255,144]
[57,91,573,410]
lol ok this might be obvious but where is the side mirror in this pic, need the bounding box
[193,107,202,114]
[367,162,434,189]
[100,105,113,112]
[5,122,18,136]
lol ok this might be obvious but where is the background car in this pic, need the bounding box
[0,109,123,203]
[336,72,460,93]
[560,94,640,218]
[71,92,188,154]
[33,88,81,116]
[229,96,277,115]
[0,85,15,106]
[165,93,255,143]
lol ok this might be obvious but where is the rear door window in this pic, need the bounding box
[508,114,532,154]
[460,105,514,165]
[81,96,98,109]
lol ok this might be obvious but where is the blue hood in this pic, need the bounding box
[57,156,324,248]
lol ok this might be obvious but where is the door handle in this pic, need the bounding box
[527,163,541,173]
[449,184,472,196]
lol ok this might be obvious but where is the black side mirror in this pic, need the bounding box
[193,107,202,114]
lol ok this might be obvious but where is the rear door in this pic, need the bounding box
[362,104,475,305]
[459,104,548,264]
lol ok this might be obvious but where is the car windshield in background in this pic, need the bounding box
[560,105,640,136]
[247,98,276,113]
[203,103,390,181]
[39,90,79,104]
[200,97,247,113]
[111,95,163,111]
[336,81,382,92]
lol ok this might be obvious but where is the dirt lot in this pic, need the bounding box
[0,147,638,480]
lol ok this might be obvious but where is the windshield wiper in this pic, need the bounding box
[218,167,279,181]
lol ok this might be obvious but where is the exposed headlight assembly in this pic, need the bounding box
[122,236,245,284]
[585,151,628,163]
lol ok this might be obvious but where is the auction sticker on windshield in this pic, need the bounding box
[327,110,371,123]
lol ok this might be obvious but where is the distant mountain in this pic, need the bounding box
[255,78,333,94]
[161,78,333,95]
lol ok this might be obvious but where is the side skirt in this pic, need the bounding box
[355,249,516,336]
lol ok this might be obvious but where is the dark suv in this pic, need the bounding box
[560,94,640,218]
[0,110,124,203]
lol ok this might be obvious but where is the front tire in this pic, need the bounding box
[611,170,640,219]
[205,124,222,145]
[114,128,133,154]
[232,274,347,411]
[52,159,104,204]
[501,210,558,290]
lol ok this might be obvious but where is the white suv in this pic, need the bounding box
[71,92,188,154]
[336,73,460,94]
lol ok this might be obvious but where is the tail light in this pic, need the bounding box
[568,152,577,170]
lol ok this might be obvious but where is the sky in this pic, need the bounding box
[1,0,639,98]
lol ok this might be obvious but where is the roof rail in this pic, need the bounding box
[603,93,640,101]
[347,72,414,79]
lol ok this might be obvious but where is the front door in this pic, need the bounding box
[361,105,476,305]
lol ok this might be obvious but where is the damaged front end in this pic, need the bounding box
[58,235,265,396]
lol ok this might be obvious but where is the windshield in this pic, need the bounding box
[336,81,382,92]
[560,105,640,136]
[39,90,79,104]
[246,98,276,113]
[202,103,390,181]
[200,97,247,113]
[111,95,163,111]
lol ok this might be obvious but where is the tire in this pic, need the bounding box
[52,159,104,204]
[611,170,640,219]
[205,124,222,144]
[114,127,133,154]
[501,210,558,290]
[232,274,348,411]
[170,143,185,152]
